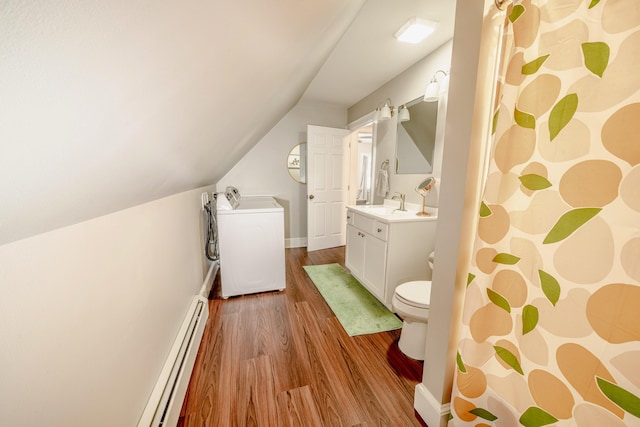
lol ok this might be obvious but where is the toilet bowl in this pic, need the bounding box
[392,251,434,360]
[392,280,431,360]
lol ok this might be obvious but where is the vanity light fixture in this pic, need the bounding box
[380,100,393,120]
[397,105,410,122]
[424,69,449,102]
[374,98,395,122]
[394,17,438,44]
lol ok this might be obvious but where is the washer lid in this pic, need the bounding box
[234,196,283,213]
[395,281,431,309]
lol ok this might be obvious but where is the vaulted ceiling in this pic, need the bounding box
[0,0,455,245]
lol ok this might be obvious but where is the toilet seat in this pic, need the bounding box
[395,280,431,309]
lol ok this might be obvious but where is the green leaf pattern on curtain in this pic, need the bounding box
[509,4,526,22]
[522,304,539,334]
[589,0,601,9]
[492,109,500,135]
[542,207,601,244]
[582,42,610,77]
[469,407,499,421]
[480,201,492,217]
[456,352,467,373]
[519,173,552,190]
[492,252,521,264]
[519,406,559,427]
[487,288,511,312]
[597,377,640,418]
[521,54,550,75]
[538,269,561,306]
[515,107,536,129]
[467,273,475,286]
[494,345,524,375]
[450,0,640,425]
[548,93,578,141]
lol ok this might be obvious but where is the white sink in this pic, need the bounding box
[366,206,398,215]
[348,204,437,223]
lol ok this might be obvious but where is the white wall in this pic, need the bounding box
[348,40,453,206]
[216,101,347,247]
[0,186,212,427]
[414,0,501,425]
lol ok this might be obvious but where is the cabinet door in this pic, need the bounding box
[363,235,387,301]
[346,225,365,278]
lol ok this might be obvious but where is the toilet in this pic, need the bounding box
[392,253,434,360]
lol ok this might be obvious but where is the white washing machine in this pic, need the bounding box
[216,189,285,298]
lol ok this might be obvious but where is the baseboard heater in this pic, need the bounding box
[137,295,209,427]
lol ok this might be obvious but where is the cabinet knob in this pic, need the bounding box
[308,194,315,200]
[347,215,351,220]
[377,228,382,232]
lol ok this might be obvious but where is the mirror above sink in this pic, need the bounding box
[395,96,438,174]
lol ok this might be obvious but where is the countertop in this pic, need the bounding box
[346,201,438,223]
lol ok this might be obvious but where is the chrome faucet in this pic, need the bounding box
[392,192,406,211]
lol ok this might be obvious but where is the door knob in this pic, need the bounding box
[309,194,315,200]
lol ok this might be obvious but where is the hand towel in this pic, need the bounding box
[375,168,390,197]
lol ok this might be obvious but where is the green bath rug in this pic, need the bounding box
[303,263,402,336]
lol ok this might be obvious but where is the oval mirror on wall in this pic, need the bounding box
[287,143,306,184]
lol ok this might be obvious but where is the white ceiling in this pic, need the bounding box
[302,0,456,107]
[0,0,456,245]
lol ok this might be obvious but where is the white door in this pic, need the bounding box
[306,125,350,251]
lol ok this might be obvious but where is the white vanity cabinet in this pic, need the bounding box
[345,206,437,309]
[346,215,388,300]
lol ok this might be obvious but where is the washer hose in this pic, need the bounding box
[204,195,219,262]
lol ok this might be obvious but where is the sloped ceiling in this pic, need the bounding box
[0,0,366,245]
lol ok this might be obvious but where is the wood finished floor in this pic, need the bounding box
[178,246,427,427]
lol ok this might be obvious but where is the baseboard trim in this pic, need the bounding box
[414,383,451,427]
[138,296,209,426]
[285,237,307,248]
[199,260,219,298]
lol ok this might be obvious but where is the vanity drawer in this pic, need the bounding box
[353,213,388,241]
[373,221,388,240]
[353,212,374,233]
[346,210,355,225]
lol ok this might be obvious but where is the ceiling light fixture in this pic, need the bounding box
[394,17,438,44]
